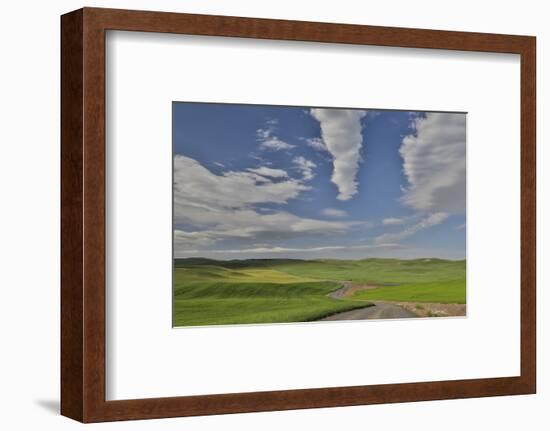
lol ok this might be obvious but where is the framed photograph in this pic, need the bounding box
[61,7,536,422]
[171,102,467,327]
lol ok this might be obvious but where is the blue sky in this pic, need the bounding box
[173,102,466,260]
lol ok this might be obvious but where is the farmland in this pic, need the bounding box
[173,258,466,327]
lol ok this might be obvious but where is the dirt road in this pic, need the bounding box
[321,301,418,321]
[324,281,418,321]
[327,281,378,299]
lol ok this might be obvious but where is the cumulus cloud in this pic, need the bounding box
[174,155,308,211]
[310,108,366,200]
[173,155,355,255]
[293,156,316,181]
[382,217,406,225]
[375,212,449,244]
[321,208,348,218]
[400,113,466,214]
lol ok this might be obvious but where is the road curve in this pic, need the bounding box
[327,281,378,299]
[327,281,354,299]
[321,301,418,321]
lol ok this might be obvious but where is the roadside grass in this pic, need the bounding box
[351,279,466,304]
[427,310,448,317]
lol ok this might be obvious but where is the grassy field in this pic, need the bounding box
[352,279,466,303]
[173,263,370,326]
[269,258,466,285]
[173,258,466,327]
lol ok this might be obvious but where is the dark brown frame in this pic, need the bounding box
[61,7,536,423]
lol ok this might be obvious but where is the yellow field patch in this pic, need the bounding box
[174,265,316,284]
[237,268,316,283]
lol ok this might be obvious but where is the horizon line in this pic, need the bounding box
[174,256,467,262]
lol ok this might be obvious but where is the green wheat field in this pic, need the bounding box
[173,258,466,327]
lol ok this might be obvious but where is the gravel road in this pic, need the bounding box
[323,281,418,321]
[321,301,418,321]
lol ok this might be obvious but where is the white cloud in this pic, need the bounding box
[256,120,295,151]
[375,212,449,244]
[174,210,352,252]
[400,113,466,214]
[304,137,327,152]
[310,108,366,200]
[247,166,288,179]
[258,135,294,151]
[174,229,217,248]
[382,217,406,225]
[177,242,403,255]
[293,156,316,181]
[174,155,308,211]
[321,208,348,218]
[173,155,355,255]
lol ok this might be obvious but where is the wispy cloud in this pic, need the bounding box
[256,119,295,151]
[310,108,366,200]
[382,217,406,225]
[303,137,327,152]
[375,212,449,244]
[400,113,466,214]
[177,242,403,255]
[247,166,288,179]
[321,208,348,218]
[293,156,316,181]
[258,135,294,151]
[174,208,352,250]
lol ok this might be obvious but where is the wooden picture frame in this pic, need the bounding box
[61,7,536,423]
